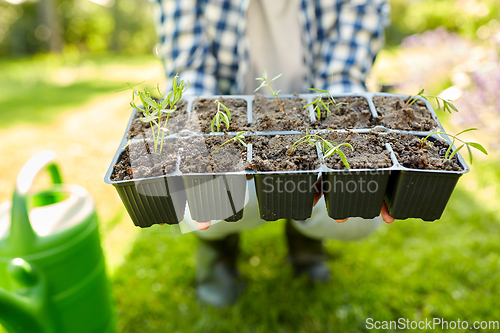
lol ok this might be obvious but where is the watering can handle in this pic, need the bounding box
[15,151,63,195]
[8,151,63,251]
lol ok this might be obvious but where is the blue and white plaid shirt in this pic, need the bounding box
[153,0,389,95]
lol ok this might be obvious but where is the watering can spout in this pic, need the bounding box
[0,258,55,333]
[0,286,45,333]
[9,189,38,249]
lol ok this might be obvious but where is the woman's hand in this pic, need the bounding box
[192,180,395,229]
[380,202,395,224]
[195,221,211,230]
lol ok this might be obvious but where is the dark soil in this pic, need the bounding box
[127,100,188,139]
[319,132,392,170]
[247,135,320,171]
[179,136,247,173]
[191,97,248,133]
[250,95,308,131]
[111,139,179,181]
[373,96,438,131]
[311,97,379,129]
[385,132,463,171]
[113,94,457,181]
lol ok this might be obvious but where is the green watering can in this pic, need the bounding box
[0,151,115,333]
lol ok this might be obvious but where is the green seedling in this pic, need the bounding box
[213,131,247,154]
[419,128,487,164]
[211,100,231,133]
[304,88,348,119]
[288,130,354,169]
[255,70,284,112]
[128,86,160,151]
[122,139,131,150]
[128,74,189,153]
[405,88,458,113]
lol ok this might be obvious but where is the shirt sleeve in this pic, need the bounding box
[314,0,390,93]
[153,0,219,95]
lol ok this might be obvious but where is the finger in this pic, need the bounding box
[313,191,322,207]
[195,220,211,230]
[381,202,395,224]
[313,178,323,207]
[336,218,348,223]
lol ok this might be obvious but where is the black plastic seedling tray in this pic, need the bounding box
[318,137,394,220]
[182,174,247,222]
[323,170,391,219]
[105,171,187,227]
[250,134,320,221]
[104,92,468,227]
[253,173,319,221]
[383,133,470,221]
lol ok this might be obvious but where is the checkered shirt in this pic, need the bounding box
[152,0,390,95]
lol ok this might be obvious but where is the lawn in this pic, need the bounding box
[112,161,500,332]
[0,54,158,129]
[0,53,499,333]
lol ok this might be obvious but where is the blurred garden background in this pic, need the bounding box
[1,0,500,331]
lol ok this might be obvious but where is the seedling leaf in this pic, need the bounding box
[448,144,464,161]
[338,151,350,170]
[220,112,230,129]
[210,115,218,133]
[213,131,247,153]
[122,139,131,150]
[419,128,487,165]
[141,114,159,123]
[468,142,488,155]
[466,144,473,165]
[288,131,353,169]
[271,73,282,81]
[456,128,477,136]
[211,100,232,132]
[309,88,329,93]
[220,103,231,122]
[161,109,176,114]
[127,74,189,153]
[307,89,346,120]
[254,70,284,112]
[156,83,164,99]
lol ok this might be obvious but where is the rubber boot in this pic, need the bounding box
[285,220,332,282]
[196,233,245,307]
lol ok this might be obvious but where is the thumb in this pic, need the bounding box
[195,220,211,230]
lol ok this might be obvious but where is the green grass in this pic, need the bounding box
[3,169,498,331]
[111,159,500,332]
[0,54,157,129]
